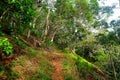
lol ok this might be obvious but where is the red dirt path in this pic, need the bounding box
[51,54,63,80]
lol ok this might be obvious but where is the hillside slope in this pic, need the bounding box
[0,48,110,80]
[0,35,110,80]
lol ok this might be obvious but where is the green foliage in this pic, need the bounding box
[63,74,75,80]
[65,52,109,79]
[53,0,91,48]
[55,0,76,19]
[0,37,13,55]
[0,65,19,79]
[103,45,120,79]
[0,24,2,29]
[1,0,118,79]
[64,53,99,78]
[94,49,109,69]
[26,47,39,58]
[41,40,54,47]
[54,24,89,50]
[75,38,101,62]
[65,53,93,70]
[32,0,96,46]
[89,0,99,14]
[0,0,35,34]
[96,32,120,45]
[76,56,94,72]
[12,48,53,80]
[13,35,27,48]
[36,61,52,80]
[62,57,79,80]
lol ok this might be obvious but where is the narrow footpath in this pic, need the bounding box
[51,54,63,80]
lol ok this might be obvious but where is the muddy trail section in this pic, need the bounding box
[50,53,64,80]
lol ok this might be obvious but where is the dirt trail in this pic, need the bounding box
[51,54,64,80]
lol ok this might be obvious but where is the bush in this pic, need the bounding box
[75,39,101,62]
[0,37,13,55]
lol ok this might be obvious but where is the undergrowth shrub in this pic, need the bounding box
[62,57,79,80]
[0,65,19,79]
[0,37,13,55]
[12,35,26,48]
[75,39,103,62]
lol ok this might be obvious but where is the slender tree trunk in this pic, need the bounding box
[50,27,61,42]
[44,8,50,36]
[27,30,31,38]
[43,8,51,42]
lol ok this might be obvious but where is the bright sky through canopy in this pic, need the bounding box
[99,0,120,22]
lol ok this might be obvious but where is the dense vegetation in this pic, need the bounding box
[0,0,120,80]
